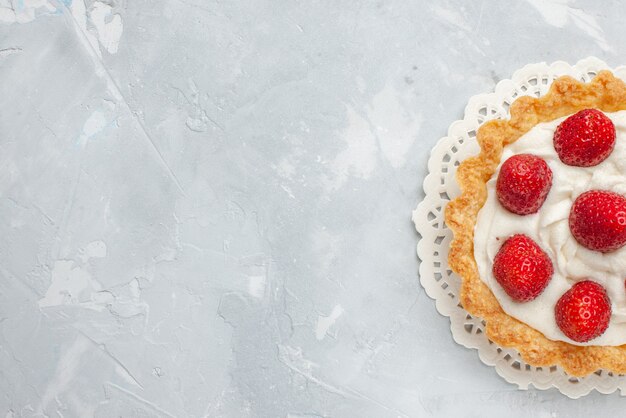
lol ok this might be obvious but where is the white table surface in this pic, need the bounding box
[1,0,625,416]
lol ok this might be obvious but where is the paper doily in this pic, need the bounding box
[412,57,626,398]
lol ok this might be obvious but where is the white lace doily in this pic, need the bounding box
[412,57,626,398]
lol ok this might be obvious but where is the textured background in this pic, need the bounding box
[1,0,626,416]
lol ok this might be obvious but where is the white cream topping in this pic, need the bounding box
[474,110,626,346]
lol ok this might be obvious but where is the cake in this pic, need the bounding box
[445,70,626,377]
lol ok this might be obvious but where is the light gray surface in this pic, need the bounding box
[1,0,625,417]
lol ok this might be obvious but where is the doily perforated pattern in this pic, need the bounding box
[413,57,626,398]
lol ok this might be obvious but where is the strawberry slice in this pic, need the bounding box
[496,154,553,215]
[553,109,615,167]
[569,190,626,253]
[555,280,611,343]
[492,234,553,302]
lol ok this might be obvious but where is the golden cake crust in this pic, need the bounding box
[445,71,626,377]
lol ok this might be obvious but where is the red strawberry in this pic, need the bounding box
[492,234,553,302]
[569,190,626,253]
[496,154,553,215]
[555,280,611,343]
[553,109,615,167]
